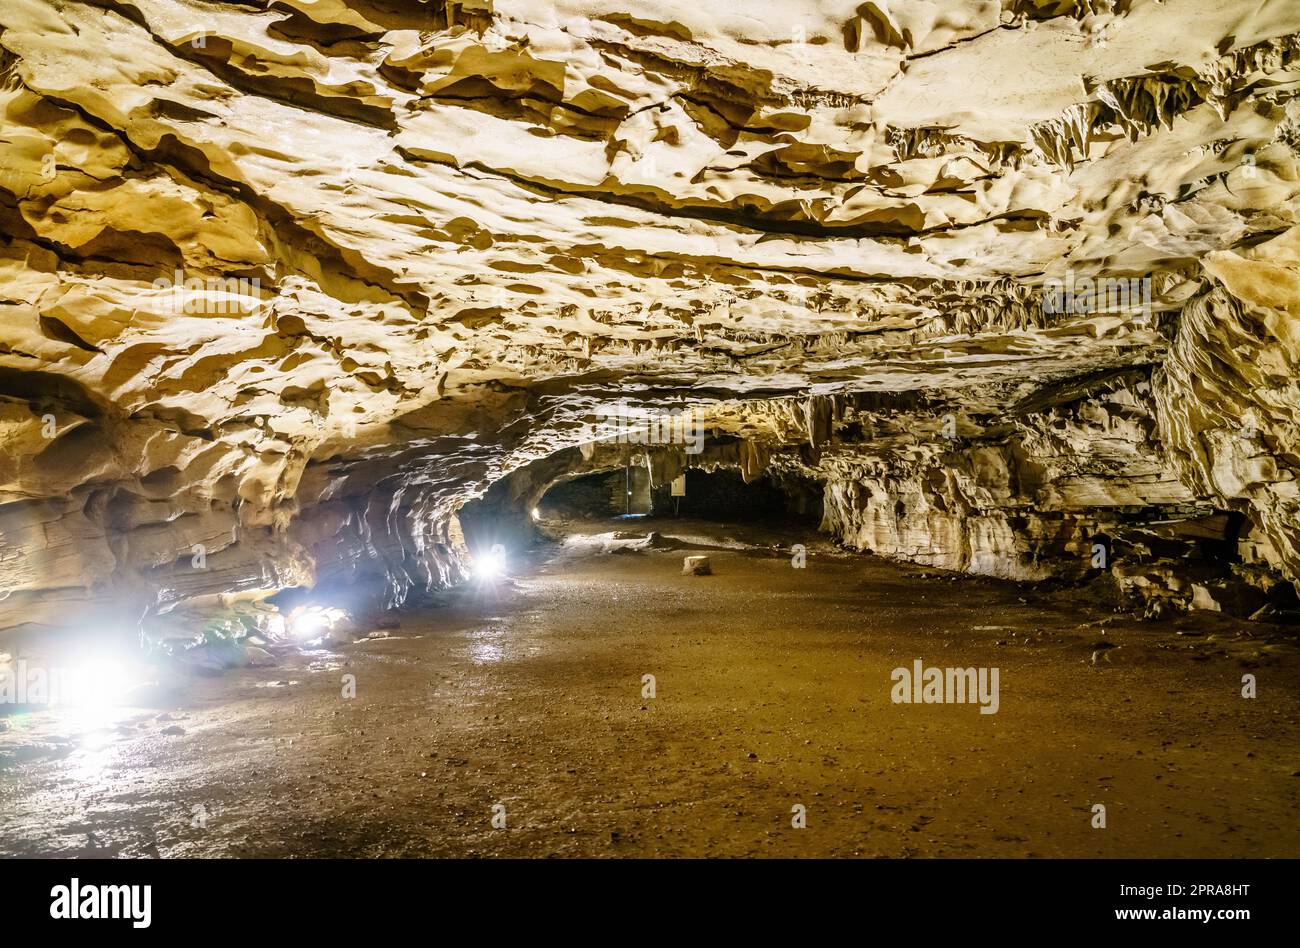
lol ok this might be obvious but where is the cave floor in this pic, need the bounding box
[2,517,1299,858]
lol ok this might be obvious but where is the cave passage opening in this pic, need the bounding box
[535,467,822,527]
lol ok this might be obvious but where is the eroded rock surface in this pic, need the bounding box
[2,0,1300,649]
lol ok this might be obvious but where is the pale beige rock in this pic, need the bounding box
[682,556,712,576]
[0,0,1296,638]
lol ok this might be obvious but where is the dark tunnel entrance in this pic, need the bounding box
[537,466,822,524]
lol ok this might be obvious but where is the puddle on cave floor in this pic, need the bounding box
[2,517,1298,858]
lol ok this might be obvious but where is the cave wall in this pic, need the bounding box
[813,372,1193,575]
[801,377,1261,614]
[1156,230,1300,582]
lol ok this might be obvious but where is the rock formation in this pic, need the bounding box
[2,0,1300,651]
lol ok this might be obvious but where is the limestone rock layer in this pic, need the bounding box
[2,0,1300,643]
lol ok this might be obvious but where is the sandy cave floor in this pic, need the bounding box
[2,518,1299,858]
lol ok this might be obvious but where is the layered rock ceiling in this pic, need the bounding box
[2,0,1300,647]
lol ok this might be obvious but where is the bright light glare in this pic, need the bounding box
[287,606,348,640]
[530,507,540,521]
[473,546,506,582]
[3,655,147,729]
[59,659,134,711]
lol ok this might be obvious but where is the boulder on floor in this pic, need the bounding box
[682,555,712,576]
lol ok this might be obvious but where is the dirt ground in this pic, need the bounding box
[2,516,1299,858]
